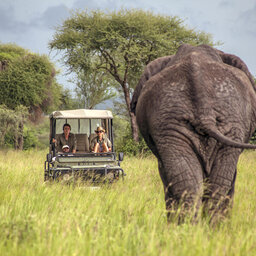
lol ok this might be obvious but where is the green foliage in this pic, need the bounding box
[112,97,130,120]
[22,117,51,150]
[31,117,52,150]
[3,131,15,148]
[4,124,39,150]
[250,131,256,144]
[74,71,116,109]
[50,8,215,86]
[0,105,16,145]
[0,43,27,62]
[115,122,151,156]
[113,114,129,141]
[58,88,82,110]
[50,9,214,85]
[0,43,62,113]
[0,150,256,255]
[0,104,49,150]
[23,125,39,150]
[0,104,28,149]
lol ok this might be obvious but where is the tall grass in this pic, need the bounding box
[0,149,256,256]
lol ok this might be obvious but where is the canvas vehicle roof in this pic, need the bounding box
[50,109,113,119]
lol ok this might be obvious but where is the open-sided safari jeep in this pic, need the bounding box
[44,109,125,183]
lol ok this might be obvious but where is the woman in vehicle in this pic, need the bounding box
[90,126,112,153]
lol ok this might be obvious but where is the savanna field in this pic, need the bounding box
[0,149,256,256]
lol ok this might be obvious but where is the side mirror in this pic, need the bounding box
[118,152,124,162]
[47,153,52,162]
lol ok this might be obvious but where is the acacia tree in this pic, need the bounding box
[49,9,214,141]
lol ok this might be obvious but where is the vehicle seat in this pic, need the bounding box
[89,133,97,144]
[76,134,89,152]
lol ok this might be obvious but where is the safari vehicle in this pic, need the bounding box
[44,109,125,183]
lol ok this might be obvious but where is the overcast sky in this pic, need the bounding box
[0,0,255,90]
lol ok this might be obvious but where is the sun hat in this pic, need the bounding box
[95,126,105,133]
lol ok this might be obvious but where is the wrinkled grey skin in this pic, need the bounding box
[131,44,256,223]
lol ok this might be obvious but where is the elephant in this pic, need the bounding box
[131,44,256,224]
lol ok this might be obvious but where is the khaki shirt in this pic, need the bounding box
[90,136,112,152]
[57,133,77,152]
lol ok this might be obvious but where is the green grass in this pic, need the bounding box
[0,149,256,256]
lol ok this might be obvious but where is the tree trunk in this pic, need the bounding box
[130,111,139,142]
[122,83,139,142]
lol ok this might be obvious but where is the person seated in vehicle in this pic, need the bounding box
[52,123,77,153]
[90,126,112,153]
[62,144,70,153]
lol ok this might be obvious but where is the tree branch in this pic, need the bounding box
[99,49,124,86]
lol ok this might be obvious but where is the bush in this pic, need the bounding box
[3,119,49,150]
[23,118,50,150]
[4,125,39,150]
[23,125,39,150]
[115,125,151,157]
[3,131,15,148]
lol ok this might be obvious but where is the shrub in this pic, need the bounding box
[115,125,151,157]
[3,131,14,148]
[23,125,39,150]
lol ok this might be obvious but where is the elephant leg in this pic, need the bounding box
[203,147,240,224]
[157,137,204,223]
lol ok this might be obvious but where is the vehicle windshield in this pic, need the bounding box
[55,118,109,136]
[52,118,113,154]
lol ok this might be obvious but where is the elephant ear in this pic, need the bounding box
[131,55,174,114]
[217,51,256,89]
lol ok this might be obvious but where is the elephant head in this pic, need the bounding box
[131,44,256,224]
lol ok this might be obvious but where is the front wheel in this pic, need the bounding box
[44,170,50,182]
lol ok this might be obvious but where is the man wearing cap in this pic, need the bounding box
[53,123,77,153]
[90,126,112,153]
